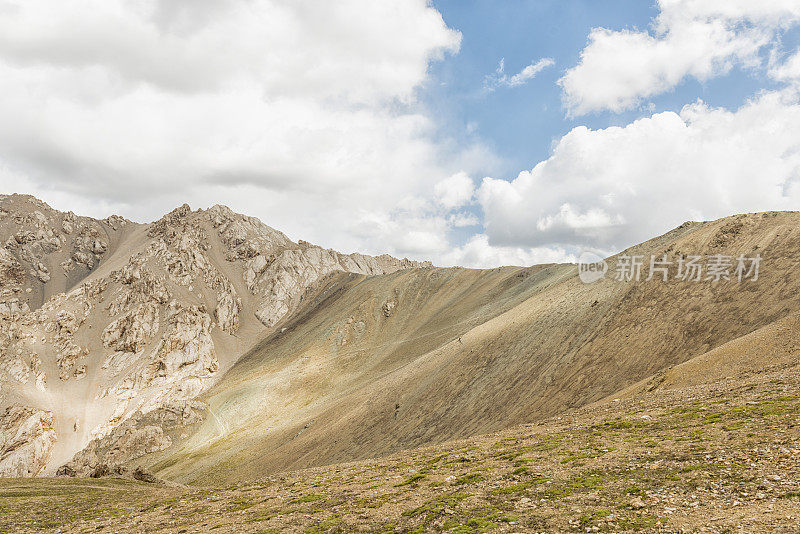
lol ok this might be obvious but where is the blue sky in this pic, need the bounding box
[427,0,659,172]
[426,0,797,177]
[420,1,800,263]
[2,1,800,267]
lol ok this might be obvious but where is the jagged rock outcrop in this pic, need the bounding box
[0,196,426,476]
[244,239,428,327]
[0,194,132,311]
[0,247,24,285]
[215,281,241,334]
[0,246,28,318]
[60,400,205,476]
[101,302,159,353]
[0,405,57,477]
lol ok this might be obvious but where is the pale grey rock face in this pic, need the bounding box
[0,247,26,317]
[249,245,428,327]
[61,400,204,475]
[136,303,219,413]
[215,282,241,334]
[0,197,428,477]
[0,352,30,383]
[0,405,57,477]
[0,247,23,283]
[101,302,160,353]
[101,351,134,377]
[0,298,29,317]
[0,195,126,310]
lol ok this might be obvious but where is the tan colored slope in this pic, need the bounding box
[615,310,800,398]
[4,333,799,533]
[142,263,573,482]
[142,211,800,485]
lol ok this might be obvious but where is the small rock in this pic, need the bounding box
[56,465,77,477]
[629,497,647,509]
[90,464,110,478]
[133,466,159,483]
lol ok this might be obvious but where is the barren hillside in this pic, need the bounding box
[2,197,799,494]
[2,335,798,533]
[136,211,800,485]
[2,198,799,532]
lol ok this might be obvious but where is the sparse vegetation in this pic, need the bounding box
[3,207,800,533]
[0,369,798,532]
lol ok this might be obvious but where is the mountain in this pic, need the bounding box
[2,321,798,532]
[137,210,800,484]
[2,194,800,492]
[0,194,426,477]
[0,194,136,312]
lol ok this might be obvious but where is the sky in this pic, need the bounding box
[2,1,800,267]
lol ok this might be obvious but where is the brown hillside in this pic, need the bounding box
[141,211,800,484]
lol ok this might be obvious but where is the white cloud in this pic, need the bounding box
[484,57,554,91]
[0,0,489,263]
[479,88,800,250]
[7,0,800,272]
[434,172,475,209]
[770,48,800,81]
[439,234,573,268]
[560,0,800,116]
[0,0,459,103]
[448,212,479,228]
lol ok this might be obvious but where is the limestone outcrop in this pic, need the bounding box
[0,195,426,476]
[0,405,57,477]
[61,400,205,476]
[0,194,129,310]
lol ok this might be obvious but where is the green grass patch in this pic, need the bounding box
[289,494,325,504]
[305,514,343,533]
[395,473,426,487]
[597,419,633,430]
[680,463,717,473]
[454,473,484,486]
[402,492,469,521]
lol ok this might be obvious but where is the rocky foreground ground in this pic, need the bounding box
[1,360,798,533]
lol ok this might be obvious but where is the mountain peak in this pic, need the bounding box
[0,193,428,476]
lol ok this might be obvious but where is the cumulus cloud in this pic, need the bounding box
[484,57,554,91]
[479,88,800,251]
[440,234,573,269]
[0,0,485,262]
[448,212,480,228]
[434,172,475,209]
[560,0,800,116]
[770,48,800,81]
[7,0,800,271]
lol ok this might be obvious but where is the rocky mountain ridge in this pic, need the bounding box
[0,194,428,477]
[134,210,800,485]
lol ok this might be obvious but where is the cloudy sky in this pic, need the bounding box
[2,0,800,267]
